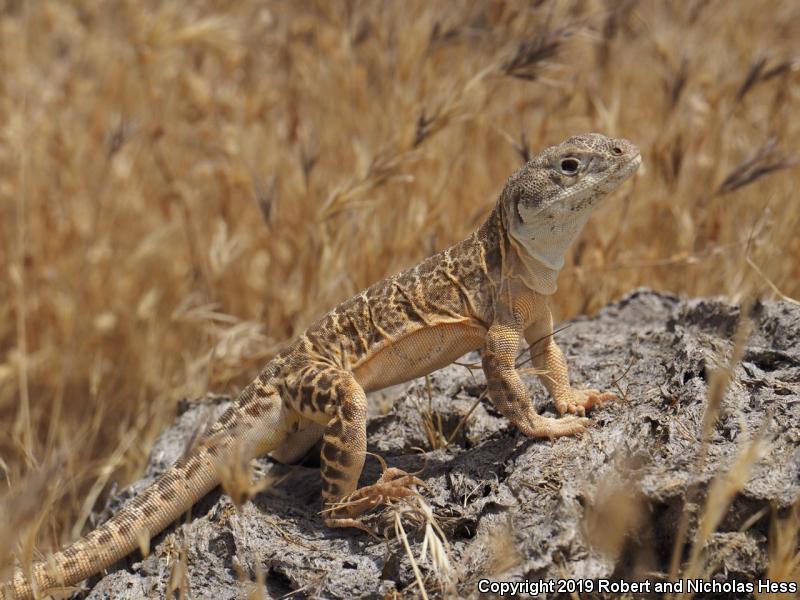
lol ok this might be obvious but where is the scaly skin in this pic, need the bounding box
[3,133,641,599]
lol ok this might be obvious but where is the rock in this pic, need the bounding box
[82,290,800,599]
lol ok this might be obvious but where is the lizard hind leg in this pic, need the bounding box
[289,367,421,531]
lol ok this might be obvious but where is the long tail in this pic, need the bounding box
[3,377,290,600]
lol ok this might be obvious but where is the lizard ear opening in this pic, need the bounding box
[510,188,530,227]
[513,187,543,225]
[511,187,526,224]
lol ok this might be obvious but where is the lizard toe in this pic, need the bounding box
[322,469,423,528]
[522,414,591,438]
[570,389,618,413]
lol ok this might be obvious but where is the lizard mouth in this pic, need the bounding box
[624,152,642,175]
[596,151,641,193]
[617,151,642,178]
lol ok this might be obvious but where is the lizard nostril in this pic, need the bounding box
[611,146,623,156]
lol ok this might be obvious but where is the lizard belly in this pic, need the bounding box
[354,322,486,392]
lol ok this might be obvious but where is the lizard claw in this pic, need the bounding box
[517,413,591,438]
[558,389,618,417]
[322,468,423,530]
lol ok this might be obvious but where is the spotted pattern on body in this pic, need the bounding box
[3,133,640,600]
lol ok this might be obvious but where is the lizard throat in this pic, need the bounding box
[505,207,593,295]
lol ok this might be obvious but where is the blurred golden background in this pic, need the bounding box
[1,0,797,567]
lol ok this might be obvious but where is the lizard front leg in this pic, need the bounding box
[524,307,617,417]
[482,320,589,438]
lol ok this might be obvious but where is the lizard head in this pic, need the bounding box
[499,133,641,290]
[504,132,641,224]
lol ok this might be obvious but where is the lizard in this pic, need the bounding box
[2,132,641,599]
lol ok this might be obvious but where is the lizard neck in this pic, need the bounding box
[511,250,561,295]
[480,202,567,296]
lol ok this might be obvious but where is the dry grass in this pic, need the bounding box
[1,0,799,592]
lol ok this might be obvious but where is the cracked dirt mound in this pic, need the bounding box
[80,290,799,599]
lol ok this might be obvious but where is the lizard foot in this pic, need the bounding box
[519,413,591,439]
[322,468,424,531]
[557,389,618,417]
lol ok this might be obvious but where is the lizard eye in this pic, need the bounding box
[559,157,581,175]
